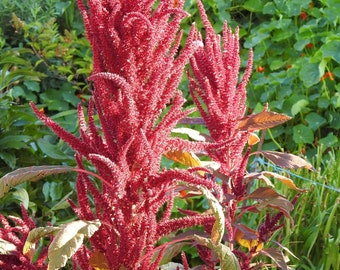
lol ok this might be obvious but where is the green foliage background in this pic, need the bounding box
[0,0,339,269]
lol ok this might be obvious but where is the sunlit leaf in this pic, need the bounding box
[238,111,291,131]
[89,251,110,270]
[259,151,315,171]
[0,238,17,255]
[248,132,260,145]
[245,171,305,191]
[244,172,274,187]
[0,166,75,198]
[172,127,207,141]
[234,224,263,252]
[164,150,201,167]
[196,185,224,245]
[23,226,60,260]
[262,171,306,192]
[193,235,241,270]
[47,220,101,270]
[247,187,281,200]
[260,248,289,270]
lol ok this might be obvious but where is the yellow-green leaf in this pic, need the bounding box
[23,226,59,259]
[47,220,101,270]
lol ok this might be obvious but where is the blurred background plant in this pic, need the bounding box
[0,0,338,269]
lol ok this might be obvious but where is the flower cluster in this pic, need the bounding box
[0,0,303,269]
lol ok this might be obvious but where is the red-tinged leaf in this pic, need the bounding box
[176,208,200,216]
[260,151,316,171]
[244,172,274,187]
[177,117,205,125]
[157,242,187,265]
[247,187,281,200]
[0,166,75,198]
[234,224,263,252]
[262,171,306,192]
[257,197,294,225]
[238,111,291,131]
[89,251,109,270]
[260,248,289,270]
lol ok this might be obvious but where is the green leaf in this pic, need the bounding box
[293,124,314,144]
[291,99,309,116]
[320,39,340,64]
[299,59,320,87]
[37,138,71,160]
[305,112,326,130]
[0,165,75,198]
[0,135,31,149]
[243,0,263,12]
[0,152,16,169]
[12,188,29,209]
[47,220,101,270]
[318,133,338,148]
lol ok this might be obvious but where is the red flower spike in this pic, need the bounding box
[189,0,253,176]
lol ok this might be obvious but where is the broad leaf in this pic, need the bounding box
[89,251,110,270]
[172,127,208,141]
[164,150,201,167]
[260,248,289,270]
[48,220,101,270]
[261,171,305,192]
[23,226,60,259]
[234,224,263,252]
[248,132,260,145]
[0,166,75,198]
[198,186,225,245]
[245,171,305,191]
[259,151,315,171]
[0,238,17,255]
[238,111,291,131]
[257,197,294,225]
[193,235,241,270]
[247,187,281,200]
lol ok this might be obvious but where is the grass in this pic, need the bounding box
[265,146,340,269]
